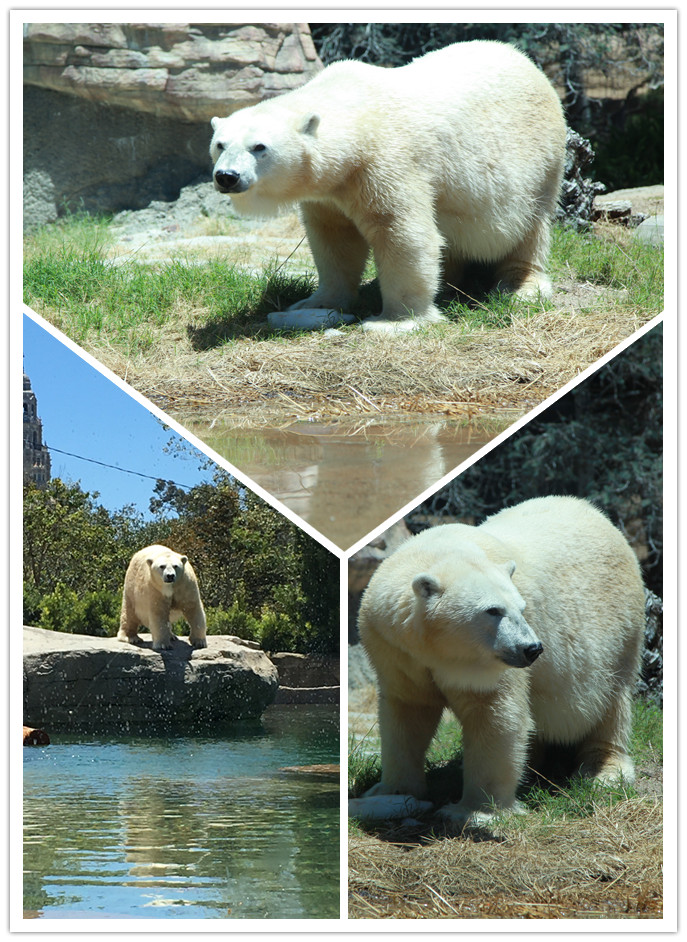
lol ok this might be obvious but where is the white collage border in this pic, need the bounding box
[7,6,680,937]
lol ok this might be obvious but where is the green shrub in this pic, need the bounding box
[254,608,298,653]
[36,583,121,636]
[205,601,260,639]
[79,589,121,637]
[23,581,43,625]
[38,583,82,633]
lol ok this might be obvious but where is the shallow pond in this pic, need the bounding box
[172,415,510,548]
[23,705,339,921]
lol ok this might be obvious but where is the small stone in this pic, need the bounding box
[633,214,664,245]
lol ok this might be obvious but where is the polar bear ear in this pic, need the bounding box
[412,573,442,600]
[180,556,188,565]
[301,112,320,136]
[505,560,517,577]
[146,557,155,567]
[211,116,221,130]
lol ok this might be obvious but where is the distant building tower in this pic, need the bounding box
[23,372,51,486]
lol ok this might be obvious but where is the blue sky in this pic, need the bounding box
[23,313,216,517]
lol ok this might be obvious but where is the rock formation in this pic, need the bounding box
[23,23,322,227]
[23,625,279,731]
[270,652,339,703]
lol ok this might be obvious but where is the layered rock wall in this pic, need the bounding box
[23,23,322,226]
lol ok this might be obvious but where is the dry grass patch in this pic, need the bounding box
[349,796,662,919]
[87,306,649,423]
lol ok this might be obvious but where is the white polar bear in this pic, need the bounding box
[117,545,207,651]
[210,40,566,333]
[357,496,645,825]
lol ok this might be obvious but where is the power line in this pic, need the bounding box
[45,445,197,491]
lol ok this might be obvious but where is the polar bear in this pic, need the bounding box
[210,40,566,333]
[117,545,207,651]
[357,496,645,825]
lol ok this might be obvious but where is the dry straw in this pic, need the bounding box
[97,306,648,423]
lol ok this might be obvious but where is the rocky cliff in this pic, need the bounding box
[23,22,322,227]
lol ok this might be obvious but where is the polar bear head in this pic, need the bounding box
[147,549,188,587]
[411,547,543,670]
[209,107,320,217]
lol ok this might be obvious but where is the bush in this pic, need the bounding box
[205,600,260,639]
[37,583,121,636]
[38,583,82,633]
[23,581,43,625]
[79,589,121,637]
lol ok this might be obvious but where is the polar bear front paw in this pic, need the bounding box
[191,637,208,649]
[439,799,526,828]
[361,308,447,333]
[152,635,176,651]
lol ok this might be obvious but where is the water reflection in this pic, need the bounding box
[23,706,339,920]
[172,415,510,547]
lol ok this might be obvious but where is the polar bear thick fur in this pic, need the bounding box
[357,496,645,825]
[210,40,566,332]
[117,545,207,651]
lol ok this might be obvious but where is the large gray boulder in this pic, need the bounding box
[23,626,278,731]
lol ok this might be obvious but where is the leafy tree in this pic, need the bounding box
[23,478,150,594]
[24,472,340,653]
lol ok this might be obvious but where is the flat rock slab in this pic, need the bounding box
[348,794,434,821]
[23,626,278,732]
[267,309,357,330]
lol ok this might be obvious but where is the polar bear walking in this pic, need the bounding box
[357,496,645,825]
[210,41,566,332]
[117,545,207,651]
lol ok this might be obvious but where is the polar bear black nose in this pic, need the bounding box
[523,642,544,665]
[215,170,241,191]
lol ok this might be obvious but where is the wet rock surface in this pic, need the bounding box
[270,652,340,704]
[23,625,279,731]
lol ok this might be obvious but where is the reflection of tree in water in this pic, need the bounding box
[119,774,338,917]
[23,713,340,919]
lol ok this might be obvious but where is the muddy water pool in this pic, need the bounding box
[23,705,339,921]
[172,416,510,548]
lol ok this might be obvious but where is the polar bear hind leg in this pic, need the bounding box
[493,217,554,299]
[574,691,636,785]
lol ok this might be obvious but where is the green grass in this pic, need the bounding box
[24,243,316,352]
[550,224,664,310]
[349,699,662,823]
[24,215,664,352]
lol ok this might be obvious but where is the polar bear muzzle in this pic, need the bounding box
[214,169,252,194]
[496,614,544,669]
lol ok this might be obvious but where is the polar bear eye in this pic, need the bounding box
[486,607,505,618]
[251,143,267,154]
[215,142,225,152]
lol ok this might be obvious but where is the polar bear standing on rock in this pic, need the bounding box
[210,41,566,333]
[357,496,645,825]
[118,545,207,651]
